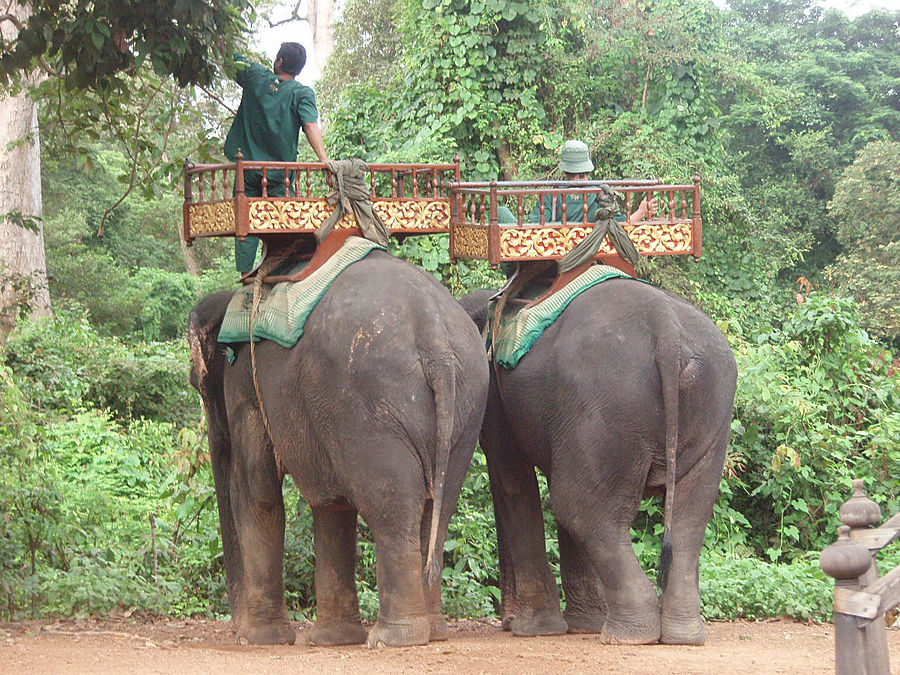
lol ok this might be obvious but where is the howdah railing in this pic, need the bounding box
[820,479,900,675]
[447,176,702,268]
[182,152,460,244]
[182,157,704,276]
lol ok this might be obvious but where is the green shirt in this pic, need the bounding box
[529,193,624,223]
[224,55,319,162]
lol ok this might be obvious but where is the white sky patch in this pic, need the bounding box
[712,0,900,16]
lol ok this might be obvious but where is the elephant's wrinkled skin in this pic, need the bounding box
[189,251,489,648]
[460,280,736,645]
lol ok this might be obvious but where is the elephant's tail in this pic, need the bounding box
[656,334,680,590]
[422,347,458,586]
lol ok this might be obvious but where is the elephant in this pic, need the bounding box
[459,278,737,645]
[188,250,489,648]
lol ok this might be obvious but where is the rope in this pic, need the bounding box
[247,251,298,479]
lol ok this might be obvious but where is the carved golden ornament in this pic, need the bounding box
[452,226,489,258]
[189,201,235,235]
[598,222,692,255]
[498,221,693,259]
[372,199,451,230]
[500,226,574,257]
[246,198,449,232]
[499,228,528,257]
[248,199,286,230]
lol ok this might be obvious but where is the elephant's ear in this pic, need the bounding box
[188,309,225,401]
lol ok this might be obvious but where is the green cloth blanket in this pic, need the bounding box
[218,236,385,348]
[489,264,639,369]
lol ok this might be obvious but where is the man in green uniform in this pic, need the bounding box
[528,140,655,224]
[495,140,654,275]
[224,42,329,272]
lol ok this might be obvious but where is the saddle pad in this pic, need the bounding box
[490,264,637,369]
[218,236,386,348]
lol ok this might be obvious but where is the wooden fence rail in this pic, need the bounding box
[820,479,900,674]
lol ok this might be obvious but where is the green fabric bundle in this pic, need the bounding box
[489,264,639,368]
[317,159,390,246]
[558,183,639,272]
[218,236,385,348]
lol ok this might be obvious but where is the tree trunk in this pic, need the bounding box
[307,0,336,75]
[179,227,201,277]
[0,6,51,346]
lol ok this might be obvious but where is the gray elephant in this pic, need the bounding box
[459,279,737,645]
[189,251,489,648]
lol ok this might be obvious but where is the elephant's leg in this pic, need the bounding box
[659,422,729,645]
[552,457,660,645]
[482,400,567,636]
[305,506,367,646]
[228,417,295,645]
[558,524,606,633]
[359,479,431,648]
[207,424,247,631]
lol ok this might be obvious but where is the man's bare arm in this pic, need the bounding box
[303,122,329,162]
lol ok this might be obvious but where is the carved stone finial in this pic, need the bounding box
[820,526,872,580]
[840,478,881,529]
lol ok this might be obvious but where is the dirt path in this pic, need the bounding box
[2,617,899,674]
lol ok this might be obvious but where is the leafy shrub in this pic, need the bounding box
[721,292,900,559]
[700,554,832,621]
[4,308,197,426]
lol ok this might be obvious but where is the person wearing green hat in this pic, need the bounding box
[224,42,330,273]
[529,140,656,224]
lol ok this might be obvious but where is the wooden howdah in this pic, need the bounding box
[448,178,702,273]
[182,156,703,274]
[182,154,460,244]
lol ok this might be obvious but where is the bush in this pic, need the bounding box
[4,308,198,427]
[700,554,832,621]
[718,292,900,560]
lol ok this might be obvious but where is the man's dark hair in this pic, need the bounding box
[276,42,306,76]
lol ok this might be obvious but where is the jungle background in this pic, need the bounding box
[1,0,899,625]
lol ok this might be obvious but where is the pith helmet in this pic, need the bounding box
[559,140,594,174]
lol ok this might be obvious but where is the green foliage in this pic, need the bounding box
[720,0,900,286]
[4,308,195,426]
[1,0,254,89]
[723,292,900,559]
[826,140,900,343]
[0,353,224,619]
[700,553,832,621]
[440,450,501,617]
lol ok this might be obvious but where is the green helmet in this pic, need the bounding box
[559,140,594,174]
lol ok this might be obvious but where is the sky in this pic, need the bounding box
[712,0,900,17]
[255,2,320,85]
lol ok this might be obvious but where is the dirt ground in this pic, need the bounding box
[2,617,899,674]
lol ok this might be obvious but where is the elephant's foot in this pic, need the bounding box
[563,607,605,634]
[429,614,449,642]
[660,612,706,645]
[303,620,367,646]
[365,616,430,648]
[510,606,568,637]
[236,620,296,645]
[598,612,660,645]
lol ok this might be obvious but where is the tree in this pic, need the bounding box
[720,1,900,283]
[826,140,900,343]
[0,1,49,345]
[0,0,253,343]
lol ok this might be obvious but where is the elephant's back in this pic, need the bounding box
[504,278,735,448]
[295,251,488,404]
[550,278,733,370]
